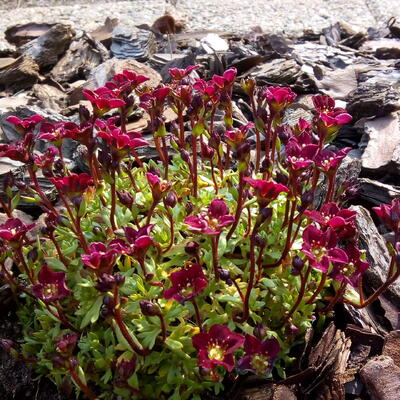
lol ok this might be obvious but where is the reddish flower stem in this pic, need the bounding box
[306,272,327,304]
[158,314,167,342]
[178,106,185,146]
[192,134,198,198]
[321,281,347,314]
[28,167,57,214]
[162,211,174,254]
[249,94,262,173]
[0,196,11,217]
[210,158,218,194]
[280,266,312,326]
[146,200,158,225]
[69,364,98,400]
[113,287,150,356]
[244,206,252,238]
[57,191,89,253]
[45,302,79,333]
[48,232,69,267]
[226,171,244,240]
[211,235,220,282]
[190,298,203,331]
[233,228,257,323]
[15,248,35,284]
[232,279,245,302]
[110,170,118,231]
[161,136,169,180]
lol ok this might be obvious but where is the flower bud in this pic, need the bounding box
[235,141,251,162]
[218,269,230,281]
[185,241,199,255]
[114,274,125,287]
[275,172,289,186]
[79,105,91,122]
[148,165,161,177]
[116,358,136,381]
[92,226,102,235]
[164,190,178,208]
[253,323,266,340]
[180,149,190,163]
[27,247,38,263]
[185,201,194,216]
[96,275,117,292]
[103,295,114,307]
[117,190,134,209]
[254,234,266,248]
[258,207,273,224]
[292,255,304,274]
[139,300,161,317]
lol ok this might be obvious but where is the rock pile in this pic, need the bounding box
[0,9,400,400]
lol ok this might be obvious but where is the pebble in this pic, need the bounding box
[0,0,399,43]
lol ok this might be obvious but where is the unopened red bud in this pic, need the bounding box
[254,234,266,248]
[180,149,190,163]
[115,274,125,287]
[92,226,102,235]
[148,165,161,177]
[164,190,178,208]
[27,247,38,262]
[275,172,288,186]
[117,190,134,209]
[253,323,266,340]
[218,269,230,281]
[139,300,161,317]
[185,201,194,215]
[292,255,304,274]
[185,241,199,255]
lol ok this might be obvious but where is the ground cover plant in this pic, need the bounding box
[0,66,399,399]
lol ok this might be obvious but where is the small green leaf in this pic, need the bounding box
[10,192,20,211]
[45,257,66,272]
[80,296,103,329]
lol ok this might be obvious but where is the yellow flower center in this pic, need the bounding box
[250,354,269,375]
[342,262,356,277]
[208,344,225,361]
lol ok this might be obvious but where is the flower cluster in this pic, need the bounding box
[0,66,396,400]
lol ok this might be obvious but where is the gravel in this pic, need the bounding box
[0,0,399,44]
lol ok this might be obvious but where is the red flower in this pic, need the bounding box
[330,244,369,287]
[212,67,237,89]
[6,114,44,134]
[109,69,149,92]
[312,95,336,113]
[163,263,208,303]
[97,124,148,158]
[33,146,59,176]
[81,242,117,275]
[146,173,171,201]
[109,224,154,259]
[0,137,32,164]
[38,121,79,145]
[373,198,400,234]
[315,147,351,174]
[264,86,297,113]
[50,173,93,197]
[192,324,244,372]
[237,334,280,375]
[169,65,199,80]
[305,202,357,240]
[184,199,234,235]
[0,218,35,244]
[225,123,254,148]
[301,225,348,272]
[82,87,126,115]
[285,136,319,171]
[32,265,71,303]
[244,178,289,203]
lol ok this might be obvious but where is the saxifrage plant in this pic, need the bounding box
[0,65,399,400]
